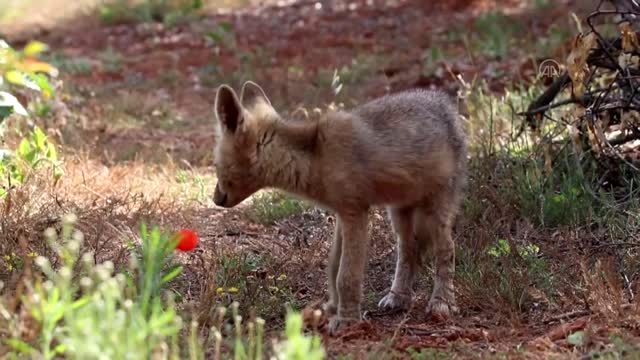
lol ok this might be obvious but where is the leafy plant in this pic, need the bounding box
[1,215,186,359]
[0,125,64,197]
[0,39,62,198]
[99,0,204,26]
[247,191,309,225]
[473,10,522,59]
[272,310,325,360]
[214,252,296,322]
[0,39,57,124]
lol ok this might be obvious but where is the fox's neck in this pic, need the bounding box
[259,119,318,195]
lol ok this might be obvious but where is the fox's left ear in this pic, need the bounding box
[240,81,272,108]
[215,84,243,134]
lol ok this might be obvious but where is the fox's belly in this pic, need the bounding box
[368,178,427,206]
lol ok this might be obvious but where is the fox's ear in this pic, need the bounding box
[215,84,243,134]
[240,81,272,108]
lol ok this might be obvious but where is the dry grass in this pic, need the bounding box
[0,155,204,287]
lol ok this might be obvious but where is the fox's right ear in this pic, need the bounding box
[240,81,272,108]
[215,84,243,134]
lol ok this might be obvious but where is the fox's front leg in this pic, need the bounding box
[328,211,370,335]
[323,218,342,316]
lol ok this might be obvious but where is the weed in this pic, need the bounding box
[0,125,64,197]
[44,52,94,75]
[97,47,123,73]
[537,24,572,57]
[459,77,543,156]
[1,39,58,120]
[407,348,453,360]
[472,11,522,59]
[456,236,555,314]
[247,191,310,225]
[213,252,297,322]
[99,0,204,26]
[510,155,595,227]
[1,215,184,358]
[336,53,388,88]
[272,310,325,360]
[421,46,445,77]
[534,0,552,10]
[203,21,237,48]
[175,169,211,203]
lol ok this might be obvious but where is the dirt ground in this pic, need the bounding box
[2,0,640,358]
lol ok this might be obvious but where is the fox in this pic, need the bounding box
[212,80,467,334]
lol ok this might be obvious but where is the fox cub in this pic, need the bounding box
[212,81,467,334]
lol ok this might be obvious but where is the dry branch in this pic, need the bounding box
[522,0,640,172]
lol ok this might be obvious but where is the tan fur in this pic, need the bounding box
[212,81,468,334]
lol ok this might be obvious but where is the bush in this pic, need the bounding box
[0,39,62,197]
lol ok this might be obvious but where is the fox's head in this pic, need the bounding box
[212,81,278,207]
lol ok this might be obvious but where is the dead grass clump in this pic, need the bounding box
[579,258,627,320]
[0,155,205,294]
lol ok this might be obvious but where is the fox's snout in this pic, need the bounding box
[213,184,229,207]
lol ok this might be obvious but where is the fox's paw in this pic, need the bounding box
[328,315,359,336]
[377,291,412,312]
[322,301,337,316]
[426,298,458,322]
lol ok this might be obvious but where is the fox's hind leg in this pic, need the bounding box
[378,206,417,312]
[414,198,458,321]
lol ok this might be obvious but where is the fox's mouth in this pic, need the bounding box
[213,185,229,207]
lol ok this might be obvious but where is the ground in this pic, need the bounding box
[1,0,640,358]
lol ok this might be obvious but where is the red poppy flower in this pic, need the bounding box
[175,229,198,251]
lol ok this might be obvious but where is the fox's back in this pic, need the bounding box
[351,89,465,159]
[315,89,467,207]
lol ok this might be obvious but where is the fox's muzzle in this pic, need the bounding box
[213,184,229,207]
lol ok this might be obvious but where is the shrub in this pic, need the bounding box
[0,39,62,197]
[247,191,310,225]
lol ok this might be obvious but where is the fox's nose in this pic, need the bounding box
[213,185,227,206]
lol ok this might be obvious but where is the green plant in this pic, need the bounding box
[421,46,445,77]
[131,223,185,318]
[1,215,185,359]
[458,77,543,157]
[204,21,237,48]
[44,52,93,75]
[0,125,64,197]
[271,310,325,360]
[511,156,595,227]
[99,0,203,26]
[98,46,123,73]
[213,252,296,322]
[0,39,62,198]
[473,11,522,59]
[407,347,452,360]
[487,238,554,306]
[0,39,57,123]
[247,191,309,225]
[176,169,211,203]
[456,235,556,314]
